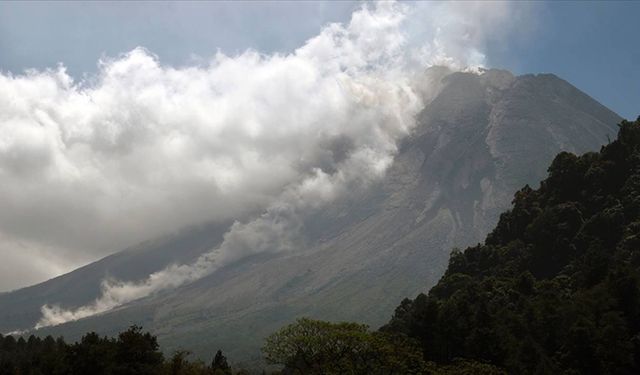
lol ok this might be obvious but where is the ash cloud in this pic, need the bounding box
[0,1,527,326]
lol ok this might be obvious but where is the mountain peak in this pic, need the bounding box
[478,68,516,89]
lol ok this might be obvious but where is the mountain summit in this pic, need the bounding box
[0,68,621,362]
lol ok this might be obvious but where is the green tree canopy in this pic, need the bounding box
[263,317,425,374]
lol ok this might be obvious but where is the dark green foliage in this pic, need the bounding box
[0,326,233,375]
[424,358,506,374]
[0,334,69,375]
[384,117,640,374]
[211,350,232,375]
[262,317,426,374]
[114,325,164,374]
[69,332,116,374]
[166,350,213,375]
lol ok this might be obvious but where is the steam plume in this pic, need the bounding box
[0,1,525,328]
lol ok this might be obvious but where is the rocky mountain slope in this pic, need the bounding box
[0,68,621,363]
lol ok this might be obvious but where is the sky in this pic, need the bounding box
[1,1,638,119]
[0,1,638,295]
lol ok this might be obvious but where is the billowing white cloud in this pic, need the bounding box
[0,1,527,326]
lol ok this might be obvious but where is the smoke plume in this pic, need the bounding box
[0,1,525,328]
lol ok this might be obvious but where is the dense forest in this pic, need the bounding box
[2,117,639,374]
[385,117,640,374]
[0,325,234,375]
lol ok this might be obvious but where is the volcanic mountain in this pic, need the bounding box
[0,68,621,363]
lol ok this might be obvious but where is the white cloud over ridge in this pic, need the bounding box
[0,1,524,327]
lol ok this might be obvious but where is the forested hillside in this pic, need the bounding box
[384,118,640,374]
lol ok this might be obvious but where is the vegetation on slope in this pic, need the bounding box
[384,118,640,374]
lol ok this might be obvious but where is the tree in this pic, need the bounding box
[424,358,507,374]
[166,350,210,375]
[0,326,216,375]
[263,317,425,374]
[210,349,231,374]
[114,325,164,375]
[69,332,116,375]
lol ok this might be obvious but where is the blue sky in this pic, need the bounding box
[485,1,639,121]
[0,1,358,75]
[0,1,638,118]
